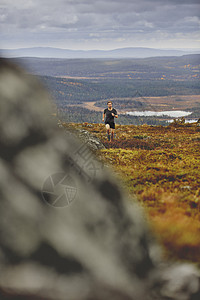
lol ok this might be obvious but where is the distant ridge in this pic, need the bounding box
[1,47,199,59]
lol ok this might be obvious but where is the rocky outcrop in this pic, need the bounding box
[0,58,199,300]
[57,121,106,151]
[69,128,105,151]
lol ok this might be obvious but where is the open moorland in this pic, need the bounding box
[62,121,200,266]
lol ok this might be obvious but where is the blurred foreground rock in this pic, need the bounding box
[0,58,200,300]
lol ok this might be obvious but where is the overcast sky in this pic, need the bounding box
[0,0,200,50]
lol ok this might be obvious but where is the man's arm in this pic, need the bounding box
[102,113,105,122]
[112,110,118,118]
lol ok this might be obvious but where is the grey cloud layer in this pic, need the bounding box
[0,0,199,48]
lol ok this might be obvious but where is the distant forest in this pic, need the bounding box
[14,54,200,79]
[40,75,200,124]
[57,106,168,126]
[41,76,200,105]
[12,55,200,125]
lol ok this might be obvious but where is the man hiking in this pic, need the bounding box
[102,101,118,141]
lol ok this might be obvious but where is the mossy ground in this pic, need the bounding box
[63,121,200,265]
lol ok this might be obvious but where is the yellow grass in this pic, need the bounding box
[63,122,200,265]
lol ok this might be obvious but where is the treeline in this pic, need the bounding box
[14,56,200,79]
[189,105,200,118]
[57,106,168,126]
[95,99,154,110]
[41,76,200,105]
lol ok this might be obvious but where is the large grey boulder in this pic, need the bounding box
[0,58,199,300]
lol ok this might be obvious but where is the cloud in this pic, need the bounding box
[0,0,199,49]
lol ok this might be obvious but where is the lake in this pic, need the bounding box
[125,110,193,118]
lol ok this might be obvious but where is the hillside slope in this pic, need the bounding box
[11,54,200,78]
[63,121,200,265]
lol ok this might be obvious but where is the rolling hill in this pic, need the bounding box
[9,54,200,78]
[1,46,199,59]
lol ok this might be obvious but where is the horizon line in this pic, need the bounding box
[1,46,200,51]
